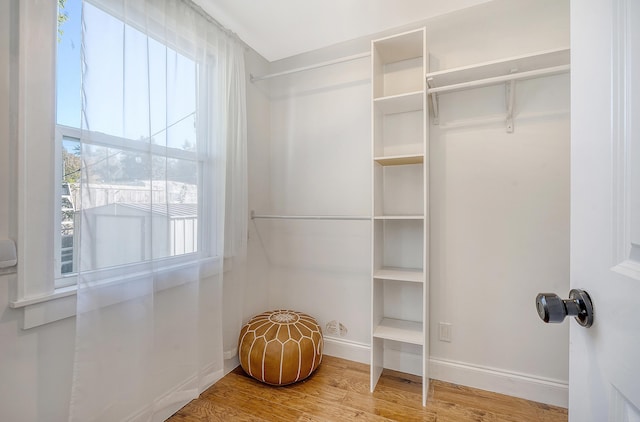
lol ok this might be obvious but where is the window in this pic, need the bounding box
[54,0,211,288]
[11,0,226,327]
[56,0,82,283]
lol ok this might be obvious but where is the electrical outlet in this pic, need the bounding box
[325,321,339,336]
[325,320,348,337]
[223,347,237,360]
[439,322,452,342]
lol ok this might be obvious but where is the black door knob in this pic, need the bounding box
[536,289,594,328]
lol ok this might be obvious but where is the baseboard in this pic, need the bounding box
[126,375,200,422]
[200,364,225,393]
[146,364,226,422]
[151,385,199,422]
[429,357,568,408]
[322,339,568,408]
[223,347,238,360]
[224,355,240,375]
[322,336,370,364]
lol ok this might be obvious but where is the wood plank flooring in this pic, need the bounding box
[169,356,568,421]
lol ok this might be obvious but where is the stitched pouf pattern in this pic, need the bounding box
[238,310,323,385]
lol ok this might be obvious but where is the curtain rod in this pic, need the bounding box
[251,211,370,221]
[183,0,250,49]
[250,52,371,82]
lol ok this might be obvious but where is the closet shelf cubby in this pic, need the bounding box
[374,154,424,166]
[373,91,424,115]
[373,318,424,345]
[370,26,429,406]
[373,267,424,283]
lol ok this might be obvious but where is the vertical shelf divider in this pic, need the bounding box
[370,27,429,406]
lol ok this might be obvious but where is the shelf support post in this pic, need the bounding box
[505,79,516,133]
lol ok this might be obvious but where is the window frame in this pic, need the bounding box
[54,123,208,286]
[10,0,222,329]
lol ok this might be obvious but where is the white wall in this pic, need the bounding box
[0,0,570,417]
[427,0,571,395]
[263,57,372,350]
[260,0,570,406]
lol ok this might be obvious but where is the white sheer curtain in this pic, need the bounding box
[69,0,247,420]
[222,40,249,359]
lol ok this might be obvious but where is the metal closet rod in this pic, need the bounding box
[250,52,371,82]
[427,64,570,94]
[251,211,370,221]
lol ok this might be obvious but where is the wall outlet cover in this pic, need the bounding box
[439,322,452,342]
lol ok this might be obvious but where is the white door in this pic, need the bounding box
[570,0,640,421]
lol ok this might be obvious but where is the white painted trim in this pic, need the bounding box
[199,364,225,393]
[608,385,640,422]
[23,293,76,330]
[611,0,632,271]
[16,0,58,303]
[223,346,240,376]
[224,356,240,375]
[612,259,640,280]
[250,52,370,82]
[429,357,568,408]
[125,376,198,422]
[127,374,201,422]
[13,256,222,329]
[10,284,77,308]
[223,347,238,360]
[323,336,370,364]
[127,365,224,422]
[151,386,199,422]
[322,339,568,408]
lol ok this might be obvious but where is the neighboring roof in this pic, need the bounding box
[116,203,198,218]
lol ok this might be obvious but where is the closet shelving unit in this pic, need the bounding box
[426,47,570,130]
[370,27,429,406]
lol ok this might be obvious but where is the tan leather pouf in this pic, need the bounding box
[238,310,323,385]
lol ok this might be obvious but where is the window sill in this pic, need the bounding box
[11,287,78,329]
[10,256,225,329]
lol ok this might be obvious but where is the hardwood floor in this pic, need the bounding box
[169,356,568,421]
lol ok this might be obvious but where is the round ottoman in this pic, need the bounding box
[238,310,323,385]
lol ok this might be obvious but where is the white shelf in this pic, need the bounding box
[374,154,424,166]
[426,47,570,92]
[373,318,423,345]
[371,26,428,406]
[374,215,424,220]
[374,91,424,114]
[373,28,425,64]
[426,47,569,132]
[373,267,424,283]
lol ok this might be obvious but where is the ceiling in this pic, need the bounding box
[196,0,493,62]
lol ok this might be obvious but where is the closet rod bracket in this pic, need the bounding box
[427,77,439,125]
[506,78,516,133]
